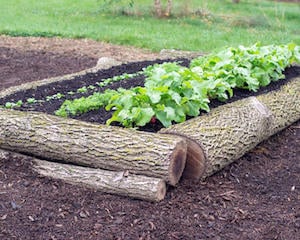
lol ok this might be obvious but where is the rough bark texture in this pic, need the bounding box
[166,0,173,16]
[161,97,273,178]
[256,77,300,133]
[161,76,300,179]
[154,0,162,17]
[0,109,188,186]
[33,159,166,202]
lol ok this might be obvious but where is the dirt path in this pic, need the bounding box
[0,36,299,240]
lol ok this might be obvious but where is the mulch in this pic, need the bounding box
[0,44,299,240]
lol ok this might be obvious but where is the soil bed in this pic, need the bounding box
[1,59,299,132]
[0,38,299,240]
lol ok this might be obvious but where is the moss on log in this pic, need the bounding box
[33,159,166,202]
[0,109,192,186]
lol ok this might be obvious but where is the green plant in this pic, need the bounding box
[27,98,37,104]
[77,86,88,94]
[2,71,142,111]
[56,43,300,128]
[5,100,23,109]
[46,93,65,101]
[96,71,142,88]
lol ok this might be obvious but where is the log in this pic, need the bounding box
[256,77,300,133]
[161,97,273,178]
[33,159,166,202]
[0,109,192,186]
[161,76,300,179]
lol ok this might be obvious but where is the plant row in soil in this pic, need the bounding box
[0,59,299,132]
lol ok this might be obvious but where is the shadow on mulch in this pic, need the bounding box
[0,47,299,240]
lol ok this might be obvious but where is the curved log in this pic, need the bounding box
[33,159,166,202]
[0,109,192,186]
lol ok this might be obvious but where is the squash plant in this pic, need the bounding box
[56,43,300,128]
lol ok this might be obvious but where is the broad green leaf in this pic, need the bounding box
[134,107,155,126]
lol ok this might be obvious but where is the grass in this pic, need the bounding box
[0,0,299,52]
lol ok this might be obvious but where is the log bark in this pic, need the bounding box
[0,109,192,186]
[161,97,273,178]
[161,76,300,179]
[33,159,166,202]
[256,77,300,133]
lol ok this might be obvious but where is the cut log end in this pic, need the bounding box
[156,180,167,201]
[163,133,206,182]
[168,139,187,186]
[182,139,206,180]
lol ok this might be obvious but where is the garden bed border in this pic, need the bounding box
[0,55,299,201]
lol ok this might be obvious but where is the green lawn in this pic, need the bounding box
[0,0,299,52]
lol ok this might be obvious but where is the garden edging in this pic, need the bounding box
[0,58,299,201]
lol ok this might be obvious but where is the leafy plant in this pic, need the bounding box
[54,43,300,128]
[5,100,23,109]
[27,98,37,104]
[46,93,65,101]
[77,86,88,94]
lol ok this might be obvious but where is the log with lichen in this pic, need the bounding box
[160,76,300,179]
[256,77,300,133]
[33,159,167,202]
[0,108,196,186]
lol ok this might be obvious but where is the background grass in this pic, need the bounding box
[0,0,299,52]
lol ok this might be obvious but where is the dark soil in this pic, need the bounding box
[0,47,97,92]
[1,56,299,132]
[0,39,299,240]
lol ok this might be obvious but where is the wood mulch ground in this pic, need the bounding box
[0,36,299,240]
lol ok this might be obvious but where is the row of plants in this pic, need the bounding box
[2,71,142,109]
[55,43,300,128]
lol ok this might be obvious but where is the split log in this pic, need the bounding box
[161,97,273,178]
[0,109,193,186]
[33,159,166,202]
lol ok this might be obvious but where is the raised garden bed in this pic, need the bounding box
[0,44,299,201]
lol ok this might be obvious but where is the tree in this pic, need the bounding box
[154,0,173,17]
[102,0,174,17]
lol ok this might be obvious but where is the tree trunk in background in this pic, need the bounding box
[0,109,191,186]
[165,0,173,16]
[33,159,167,202]
[154,0,173,17]
[154,0,162,17]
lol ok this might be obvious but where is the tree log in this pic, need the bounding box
[256,77,300,133]
[161,76,300,179]
[160,97,273,178]
[0,109,192,186]
[33,159,167,202]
